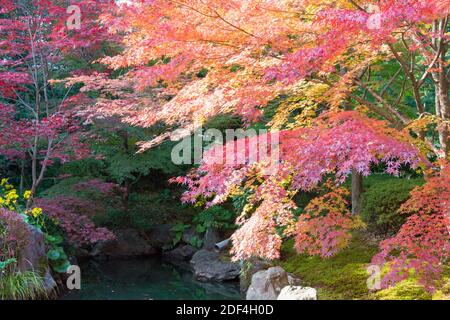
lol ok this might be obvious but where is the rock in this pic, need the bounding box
[240,258,274,294]
[288,273,301,286]
[91,229,156,258]
[42,272,58,295]
[163,245,198,262]
[277,286,317,300]
[202,228,221,250]
[246,267,289,300]
[190,249,240,281]
[147,224,175,250]
[18,224,57,295]
[75,248,91,260]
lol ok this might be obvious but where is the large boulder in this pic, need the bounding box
[18,224,57,295]
[288,273,302,286]
[202,228,221,250]
[147,224,175,250]
[91,229,156,258]
[277,286,317,300]
[240,258,274,294]
[190,249,240,281]
[162,244,198,262]
[246,267,289,300]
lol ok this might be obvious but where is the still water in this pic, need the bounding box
[60,257,242,300]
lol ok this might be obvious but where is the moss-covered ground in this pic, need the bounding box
[278,233,449,300]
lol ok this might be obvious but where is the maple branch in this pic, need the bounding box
[211,9,259,39]
[393,76,407,108]
[380,67,402,97]
[10,90,39,120]
[350,94,398,125]
[388,43,424,114]
[354,79,410,125]
[179,38,240,49]
[36,138,54,187]
[171,0,258,39]
[417,46,444,87]
[348,1,366,12]
[57,84,74,113]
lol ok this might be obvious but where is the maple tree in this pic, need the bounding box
[61,0,448,270]
[0,0,115,204]
[35,178,119,247]
[75,1,447,153]
[20,0,448,291]
[294,187,364,258]
[173,111,424,260]
[66,0,449,212]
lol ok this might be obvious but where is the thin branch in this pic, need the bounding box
[348,0,366,12]
[354,79,410,124]
[388,43,424,113]
[380,67,402,97]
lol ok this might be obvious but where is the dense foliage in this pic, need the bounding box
[361,177,424,235]
[372,165,450,291]
[0,0,449,300]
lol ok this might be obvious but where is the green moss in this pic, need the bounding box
[375,266,449,300]
[432,278,450,300]
[278,233,378,300]
[278,233,449,300]
[375,279,431,300]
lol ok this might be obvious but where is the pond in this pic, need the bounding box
[60,257,242,300]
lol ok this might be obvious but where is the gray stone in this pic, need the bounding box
[190,249,240,281]
[75,248,91,260]
[163,245,198,262]
[202,228,221,250]
[147,224,175,250]
[288,273,301,286]
[246,267,289,300]
[18,224,57,295]
[92,229,156,258]
[240,258,274,294]
[277,286,317,300]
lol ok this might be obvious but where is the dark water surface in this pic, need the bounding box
[60,257,242,300]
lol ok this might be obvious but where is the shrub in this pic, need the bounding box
[193,206,236,233]
[92,191,196,232]
[42,177,123,207]
[0,208,31,262]
[361,177,424,235]
[60,158,105,178]
[295,188,365,258]
[35,196,115,247]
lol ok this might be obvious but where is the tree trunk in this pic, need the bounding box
[123,180,131,212]
[342,97,364,215]
[351,170,363,215]
[432,18,449,159]
[19,161,25,195]
[121,130,131,214]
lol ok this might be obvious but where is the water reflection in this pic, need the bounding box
[60,257,242,300]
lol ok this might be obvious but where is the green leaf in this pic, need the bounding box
[47,249,61,261]
[196,225,206,233]
[0,258,16,270]
[45,234,64,245]
[53,260,71,273]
